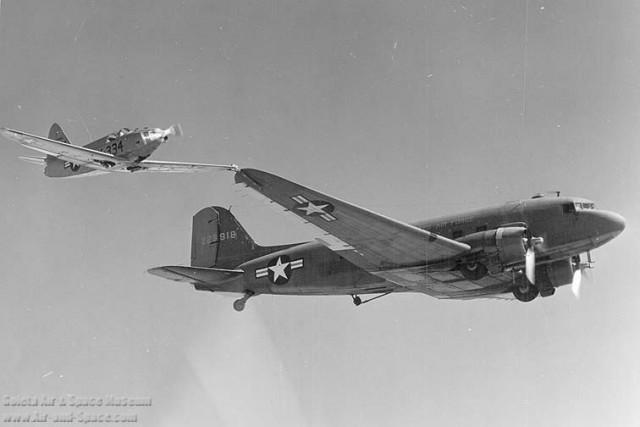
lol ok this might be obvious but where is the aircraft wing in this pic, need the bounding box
[234,168,471,271]
[132,160,239,173]
[1,127,123,170]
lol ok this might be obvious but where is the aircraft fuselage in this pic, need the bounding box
[158,194,624,306]
[44,127,167,177]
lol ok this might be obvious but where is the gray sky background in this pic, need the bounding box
[1,1,639,426]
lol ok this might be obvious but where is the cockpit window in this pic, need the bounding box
[564,202,596,213]
[576,202,596,210]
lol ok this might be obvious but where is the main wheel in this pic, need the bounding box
[460,262,488,280]
[512,282,539,302]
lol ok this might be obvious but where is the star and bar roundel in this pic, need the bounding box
[291,195,336,222]
[255,255,304,285]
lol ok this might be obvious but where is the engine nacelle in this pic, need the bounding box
[535,258,575,289]
[458,226,527,274]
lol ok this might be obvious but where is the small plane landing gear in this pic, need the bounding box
[351,295,362,306]
[512,281,539,302]
[233,291,255,312]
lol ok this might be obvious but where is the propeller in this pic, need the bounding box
[571,269,582,299]
[525,246,536,284]
[524,234,544,284]
[571,253,593,299]
[160,123,183,140]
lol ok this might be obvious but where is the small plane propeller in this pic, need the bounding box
[159,123,183,141]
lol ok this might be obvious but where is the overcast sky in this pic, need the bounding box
[1,1,639,426]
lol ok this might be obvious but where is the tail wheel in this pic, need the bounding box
[512,281,539,302]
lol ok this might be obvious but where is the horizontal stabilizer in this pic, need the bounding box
[147,265,243,286]
[19,156,47,165]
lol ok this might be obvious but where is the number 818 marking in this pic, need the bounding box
[201,231,237,245]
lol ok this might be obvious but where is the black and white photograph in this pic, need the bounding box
[1,1,638,426]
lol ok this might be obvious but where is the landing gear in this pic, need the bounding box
[233,291,255,312]
[512,281,539,302]
[350,291,393,307]
[460,262,488,280]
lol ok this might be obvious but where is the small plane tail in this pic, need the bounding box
[48,123,72,144]
[191,206,296,269]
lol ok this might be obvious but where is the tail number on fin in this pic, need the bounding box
[201,231,237,245]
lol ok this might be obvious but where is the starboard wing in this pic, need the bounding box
[234,168,471,272]
[132,160,239,173]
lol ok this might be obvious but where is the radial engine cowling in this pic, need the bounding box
[534,258,575,290]
[458,226,527,273]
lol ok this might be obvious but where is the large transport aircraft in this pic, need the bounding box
[1,123,237,177]
[149,168,625,311]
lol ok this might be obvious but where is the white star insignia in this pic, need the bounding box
[268,257,290,282]
[297,201,330,216]
[291,195,337,222]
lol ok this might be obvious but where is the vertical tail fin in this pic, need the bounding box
[48,123,72,144]
[191,207,296,269]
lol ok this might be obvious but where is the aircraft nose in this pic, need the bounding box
[593,210,626,238]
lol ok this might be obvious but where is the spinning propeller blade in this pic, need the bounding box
[571,269,583,299]
[524,235,543,284]
[525,247,536,284]
[160,124,183,140]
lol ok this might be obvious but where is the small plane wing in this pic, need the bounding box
[234,168,471,271]
[2,127,239,174]
[1,127,123,170]
[131,160,239,173]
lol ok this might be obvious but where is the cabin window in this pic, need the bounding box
[452,230,464,239]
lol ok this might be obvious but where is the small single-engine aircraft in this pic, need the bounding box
[0,123,238,177]
[148,168,625,311]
